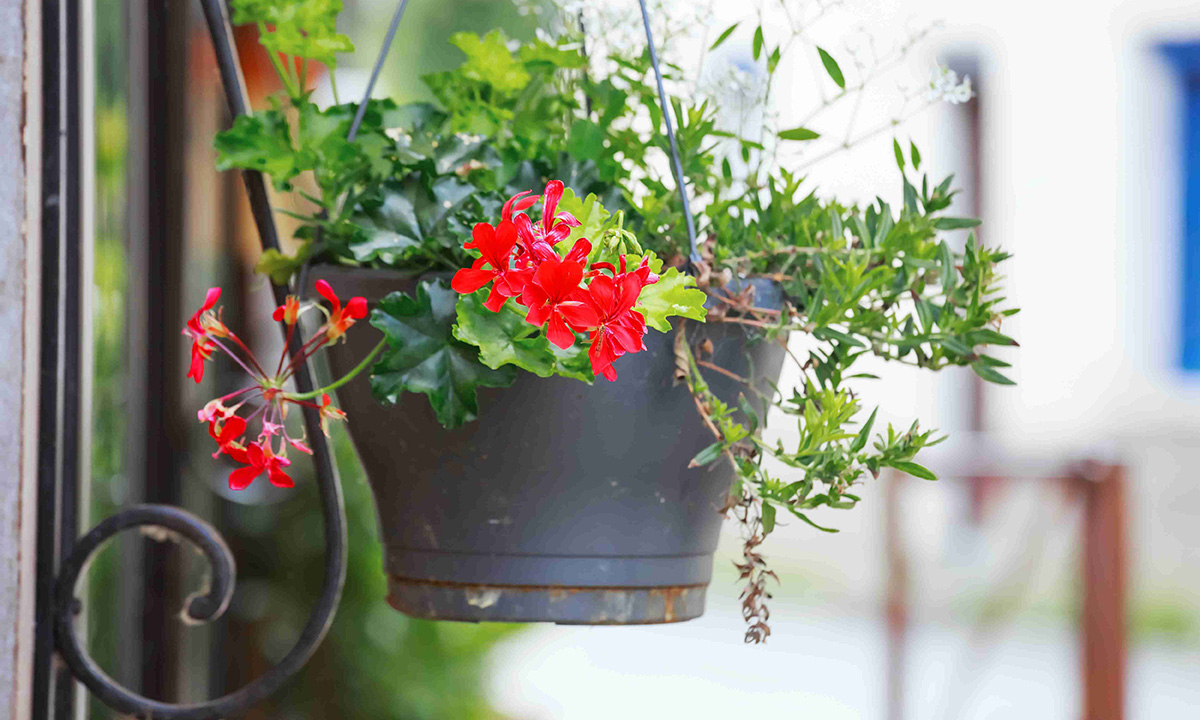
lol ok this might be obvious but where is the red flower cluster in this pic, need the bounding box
[451,180,658,380]
[184,280,365,490]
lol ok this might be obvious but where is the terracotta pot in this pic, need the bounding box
[312,266,785,624]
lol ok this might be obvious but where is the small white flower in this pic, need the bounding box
[927,65,974,105]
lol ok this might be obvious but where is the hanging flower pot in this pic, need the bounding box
[312,266,785,624]
[197,0,1019,641]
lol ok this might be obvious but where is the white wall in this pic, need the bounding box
[0,0,42,717]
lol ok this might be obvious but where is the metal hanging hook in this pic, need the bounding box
[636,0,703,268]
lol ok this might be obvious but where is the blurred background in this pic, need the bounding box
[86,0,1199,718]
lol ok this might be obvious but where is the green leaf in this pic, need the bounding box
[778,126,820,141]
[449,31,531,94]
[453,293,558,378]
[849,407,877,453]
[761,503,777,535]
[709,22,739,51]
[940,336,974,356]
[817,46,845,89]
[752,26,764,60]
[690,442,724,468]
[370,280,516,428]
[971,362,1016,385]
[910,140,922,170]
[255,241,313,285]
[933,216,982,230]
[889,461,938,481]
[214,111,305,190]
[351,175,473,263]
[634,267,707,333]
[556,188,613,249]
[567,119,605,160]
[790,510,838,533]
[938,240,957,293]
[893,138,905,170]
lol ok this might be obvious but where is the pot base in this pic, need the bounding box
[387,576,707,625]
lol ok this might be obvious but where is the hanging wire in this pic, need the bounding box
[300,0,411,296]
[348,0,411,141]
[636,0,703,267]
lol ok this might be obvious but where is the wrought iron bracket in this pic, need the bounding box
[47,1,692,717]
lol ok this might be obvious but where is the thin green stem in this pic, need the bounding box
[285,338,386,401]
[259,23,299,99]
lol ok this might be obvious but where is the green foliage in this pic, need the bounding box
[371,280,516,428]
[453,292,561,379]
[635,266,707,332]
[232,0,353,68]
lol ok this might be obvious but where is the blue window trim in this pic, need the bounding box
[1161,43,1200,369]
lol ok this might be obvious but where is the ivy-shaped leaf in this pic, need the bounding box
[214,111,308,190]
[370,280,515,428]
[635,266,707,333]
[453,293,557,377]
[450,31,531,94]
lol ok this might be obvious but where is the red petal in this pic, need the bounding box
[491,220,520,262]
[546,314,575,349]
[587,275,615,314]
[314,279,338,308]
[272,306,285,322]
[268,466,295,488]
[228,466,260,491]
[555,211,581,228]
[502,190,536,223]
[557,300,599,330]
[525,302,551,327]
[544,223,572,246]
[346,296,368,320]
[469,222,495,254]
[201,287,222,313]
[219,416,247,443]
[483,286,507,312]
[451,268,495,295]
[564,238,591,265]
[542,180,564,232]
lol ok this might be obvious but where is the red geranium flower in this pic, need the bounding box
[316,280,368,343]
[208,415,247,460]
[228,441,294,491]
[451,221,534,311]
[521,241,599,350]
[184,287,222,383]
[583,260,657,381]
[512,180,580,262]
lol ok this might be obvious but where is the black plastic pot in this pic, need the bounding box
[312,265,785,624]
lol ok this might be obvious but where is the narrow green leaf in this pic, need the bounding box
[753,26,764,60]
[690,442,724,468]
[849,407,878,453]
[939,240,956,293]
[910,140,922,170]
[817,46,845,88]
[890,461,938,481]
[933,216,982,230]
[971,362,1017,385]
[761,503,777,535]
[893,138,905,170]
[778,126,820,141]
[710,22,740,51]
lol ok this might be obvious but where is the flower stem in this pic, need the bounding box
[285,338,386,401]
